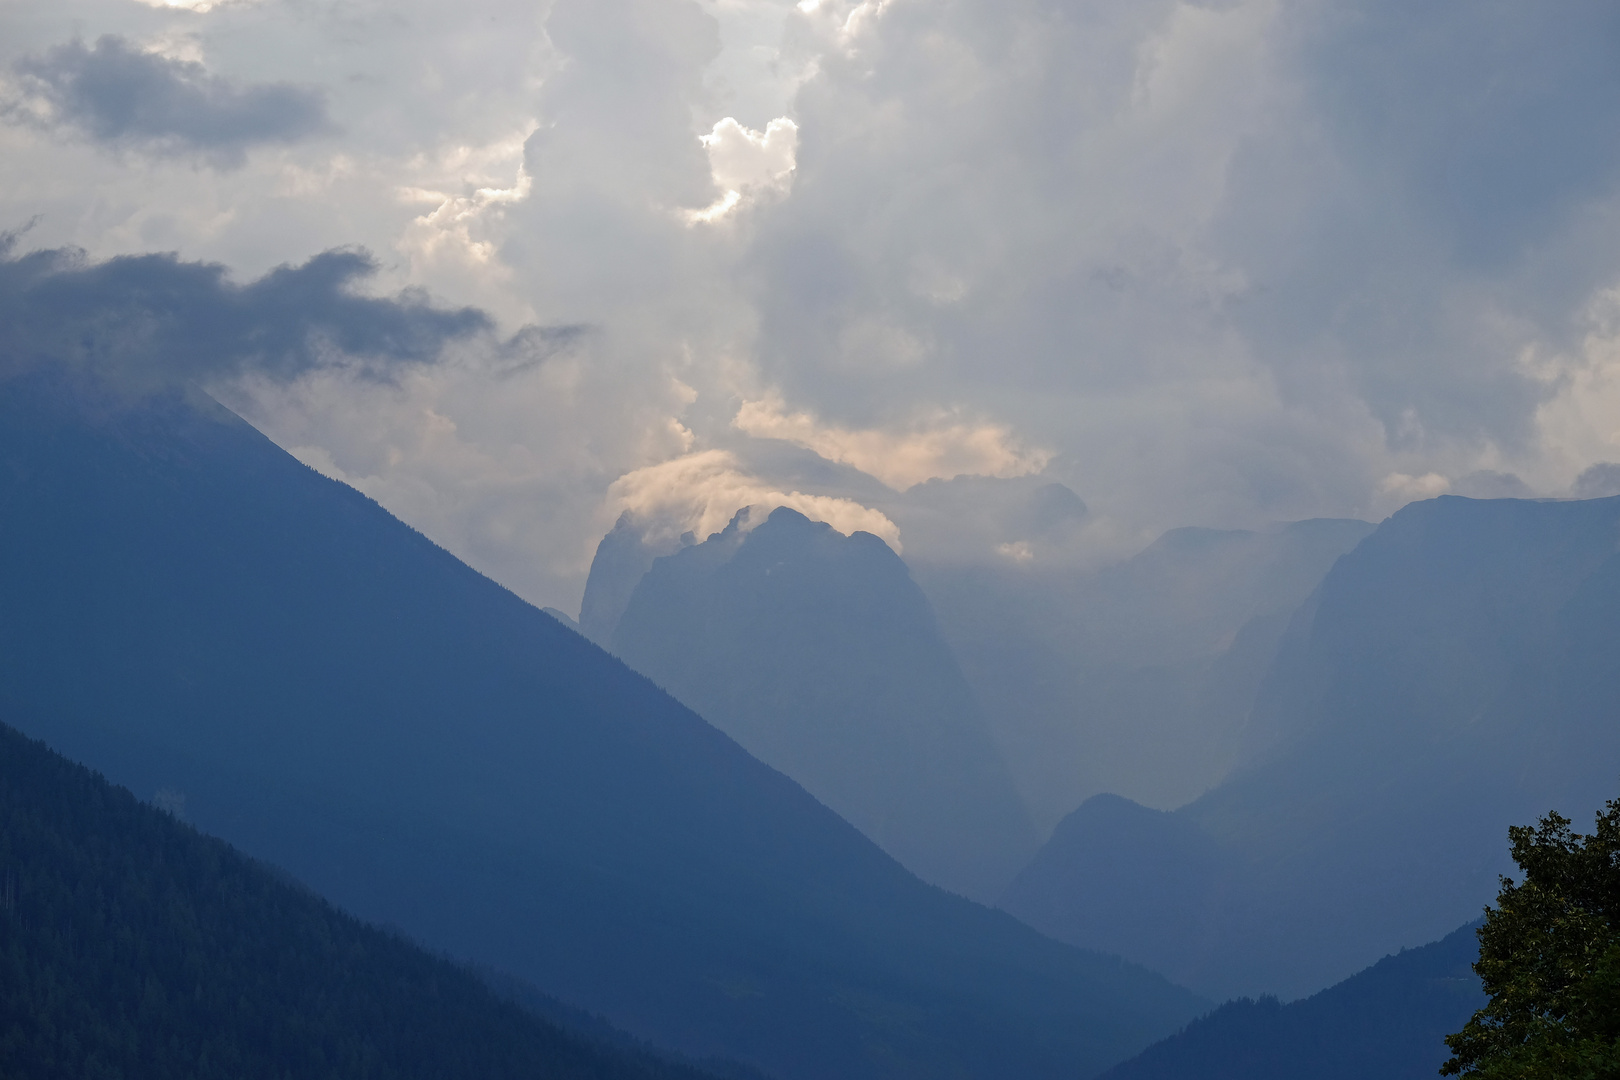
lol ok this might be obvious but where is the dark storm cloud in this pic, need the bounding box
[1298,0,1620,267]
[0,236,490,386]
[1205,0,1620,464]
[9,36,330,166]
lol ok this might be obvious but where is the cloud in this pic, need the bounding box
[1294,0,1620,269]
[793,0,898,54]
[606,447,902,549]
[885,474,1113,568]
[1452,470,1533,499]
[16,0,1620,607]
[131,0,243,10]
[1378,472,1451,501]
[397,124,537,274]
[90,0,753,617]
[0,237,489,387]
[705,118,796,194]
[7,35,329,166]
[745,0,1340,529]
[687,116,798,223]
[733,392,1051,489]
[1573,463,1620,500]
[1523,282,1620,491]
[741,0,1620,535]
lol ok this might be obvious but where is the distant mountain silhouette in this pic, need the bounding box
[579,513,690,647]
[1002,495,1620,1000]
[543,606,585,635]
[1099,923,1484,1080]
[0,719,741,1080]
[0,367,1204,1080]
[918,518,1374,829]
[603,506,1037,901]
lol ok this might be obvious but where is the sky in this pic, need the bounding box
[5,0,1620,612]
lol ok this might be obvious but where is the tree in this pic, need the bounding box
[1442,796,1620,1078]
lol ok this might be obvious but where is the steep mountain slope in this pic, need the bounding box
[607,506,1036,901]
[1099,923,1484,1080]
[0,720,735,1080]
[917,518,1374,828]
[1002,495,1620,1000]
[0,368,1205,1080]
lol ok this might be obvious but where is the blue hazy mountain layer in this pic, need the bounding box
[607,506,1037,901]
[0,720,738,1080]
[916,518,1375,828]
[0,368,1205,1080]
[1099,923,1484,1080]
[1002,494,1620,1000]
[579,511,679,647]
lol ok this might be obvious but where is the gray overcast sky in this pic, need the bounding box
[5,0,1620,611]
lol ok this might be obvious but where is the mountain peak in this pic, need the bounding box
[608,499,1036,900]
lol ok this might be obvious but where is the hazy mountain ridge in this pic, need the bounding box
[0,367,1204,1080]
[1002,495,1620,1000]
[604,505,1037,901]
[1099,923,1485,1080]
[917,517,1375,828]
[579,513,690,647]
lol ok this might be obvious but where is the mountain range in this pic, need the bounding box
[913,517,1375,829]
[0,366,1204,1079]
[1002,494,1620,999]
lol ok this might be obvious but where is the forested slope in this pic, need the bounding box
[0,721,724,1080]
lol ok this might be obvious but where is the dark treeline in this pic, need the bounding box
[0,720,726,1080]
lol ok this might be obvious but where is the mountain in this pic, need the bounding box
[544,606,585,635]
[1099,923,1484,1080]
[915,517,1374,829]
[0,719,735,1080]
[1001,495,1620,1000]
[579,512,690,647]
[0,367,1205,1080]
[604,505,1037,901]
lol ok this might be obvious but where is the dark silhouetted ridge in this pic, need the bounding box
[0,719,728,1080]
[1099,923,1484,1080]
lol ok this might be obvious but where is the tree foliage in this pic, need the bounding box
[1442,797,1620,1078]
